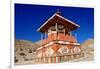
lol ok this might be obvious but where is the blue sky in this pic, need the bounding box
[15,4,94,43]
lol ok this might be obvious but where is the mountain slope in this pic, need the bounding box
[81,39,94,51]
[14,39,41,65]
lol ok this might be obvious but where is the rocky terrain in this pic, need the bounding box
[80,39,94,61]
[14,40,41,65]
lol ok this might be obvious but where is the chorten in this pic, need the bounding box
[36,10,81,63]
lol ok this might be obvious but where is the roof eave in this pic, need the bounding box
[37,13,80,32]
[37,13,57,32]
[55,14,80,28]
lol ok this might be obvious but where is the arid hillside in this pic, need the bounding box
[15,40,41,65]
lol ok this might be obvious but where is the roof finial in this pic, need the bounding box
[57,8,59,12]
[56,8,61,15]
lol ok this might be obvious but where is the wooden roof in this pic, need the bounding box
[37,12,80,33]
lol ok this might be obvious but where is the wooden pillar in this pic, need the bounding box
[39,58,40,62]
[61,56,64,62]
[40,58,42,62]
[64,28,66,41]
[68,55,70,60]
[71,55,74,59]
[63,56,64,61]
[40,57,42,62]
[69,30,71,36]
[65,55,67,61]
[56,56,59,63]
[74,54,76,58]
[58,56,60,63]
[56,23,58,40]
[54,56,56,63]
[43,57,46,62]
[50,27,52,41]
[73,54,75,59]
[69,55,70,60]
[50,27,51,34]
[76,54,79,58]
[64,56,67,60]
[64,28,65,35]
[41,57,43,62]
[67,55,69,61]
[46,57,47,63]
[48,57,52,63]
[56,23,57,33]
